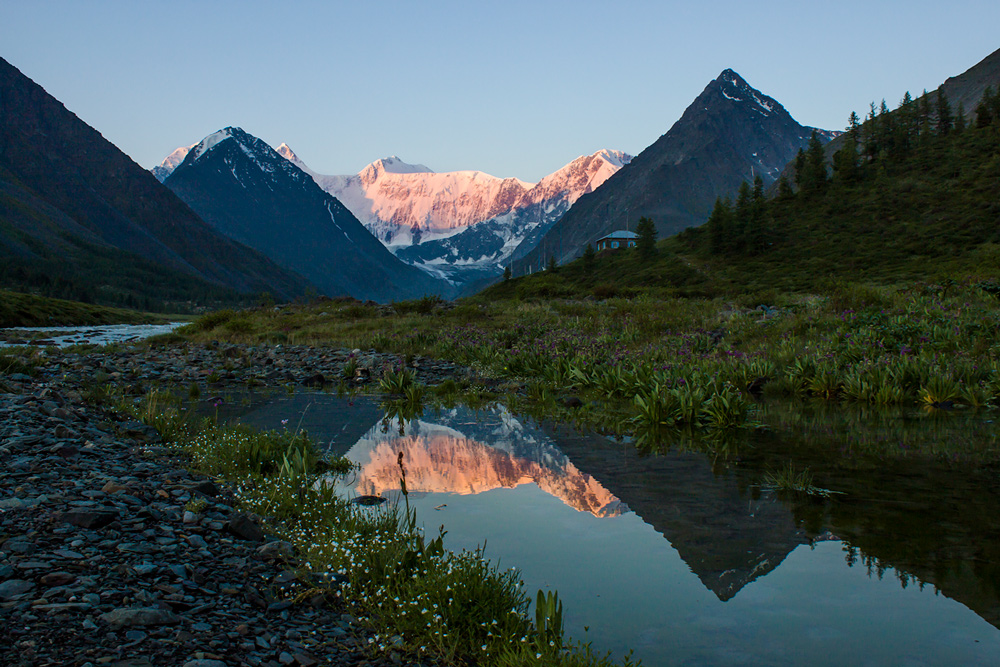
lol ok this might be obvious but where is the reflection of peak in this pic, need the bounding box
[347,409,625,517]
[542,426,809,600]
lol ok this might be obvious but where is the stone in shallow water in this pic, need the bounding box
[349,495,386,506]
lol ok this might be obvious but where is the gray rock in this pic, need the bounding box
[186,534,209,549]
[54,509,118,529]
[182,661,228,667]
[226,513,265,542]
[0,579,34,600]
[256,541,295,561]
[99,607,182,627]
[132,562,158,576]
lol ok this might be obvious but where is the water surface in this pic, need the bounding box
[217,393,1000,666]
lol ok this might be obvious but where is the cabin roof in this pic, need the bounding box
[596,230,639,242]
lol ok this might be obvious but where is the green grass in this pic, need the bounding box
[168,277,1000,450]
[0,288,165,327]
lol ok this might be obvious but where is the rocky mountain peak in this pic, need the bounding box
[275,143,299,162]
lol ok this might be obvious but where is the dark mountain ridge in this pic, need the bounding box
[165,128,452,303]
[0,56,311,308]
[513,70,834,274]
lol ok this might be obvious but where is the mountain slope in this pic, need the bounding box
[0,56,311,308]
[514,69,835,273]
[164,128,451,303]
[775,45,1000,187]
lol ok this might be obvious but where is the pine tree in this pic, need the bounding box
[936,89,953,135]
[582,244,595,272]
[707,197,732,255]
[863,102,879,159]
[777,175,794,199]
[794,148,806,188]
[894,92,915,153]
[747,175,767,254]
[918,90,933,140]
[547,255,557,272]
[834,112,861,183]
[848,110,861,141]
[977,86,996,128]
[803,130,828,192]
[733,181,752,252]
[635,216,657,261]
[954,102,966,133]
[503,265,512,281]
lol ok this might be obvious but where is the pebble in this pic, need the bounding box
[0,346,429,667]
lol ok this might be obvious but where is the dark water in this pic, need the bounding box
[212,392,1000,666]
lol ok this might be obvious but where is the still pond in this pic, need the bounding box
[214,392,1000,666]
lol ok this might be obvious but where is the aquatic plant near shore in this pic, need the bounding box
[107,391,634,666]
[761,461,839,498]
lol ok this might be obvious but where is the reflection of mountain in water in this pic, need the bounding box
[542,424,809,601]
[346,406,626,517]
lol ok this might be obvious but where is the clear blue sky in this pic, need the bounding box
[2,1,998,182]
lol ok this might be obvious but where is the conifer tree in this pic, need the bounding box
[793,148,806,188]
[503,265,512,281]
[635,216,657,261]
[803,130,828,192]
[863,102,879,159]
[918,90,933,139]
[547,255,557,272]
[936,89,953,135]
[977,86,996,128]
[582,243,595,270]
[954,102,966,133]
[733,181,752,251]
[707,197,732,255]
[834,112,861,183]
[847,110,861,146]
[894,92,915,153]
[747,175,767,254]
[777,175,794,199]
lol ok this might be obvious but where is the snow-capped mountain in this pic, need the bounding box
[275,145,631,287]
[150,144,195,182]
[163,127,450,302]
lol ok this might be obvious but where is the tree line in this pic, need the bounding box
[703,85,1000,258]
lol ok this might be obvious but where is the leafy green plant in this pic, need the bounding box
[918,375,960,406]
[380,367,415,394]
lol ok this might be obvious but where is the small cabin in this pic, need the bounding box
[595,230,638,252]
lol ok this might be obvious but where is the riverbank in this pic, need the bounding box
[1,343,635,667]
[0,368,392,667]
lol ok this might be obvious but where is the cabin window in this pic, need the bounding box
[612,241,619,248]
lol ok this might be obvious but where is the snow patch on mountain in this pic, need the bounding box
[191,128,233,160]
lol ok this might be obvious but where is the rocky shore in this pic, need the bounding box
[0,341,471,667]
